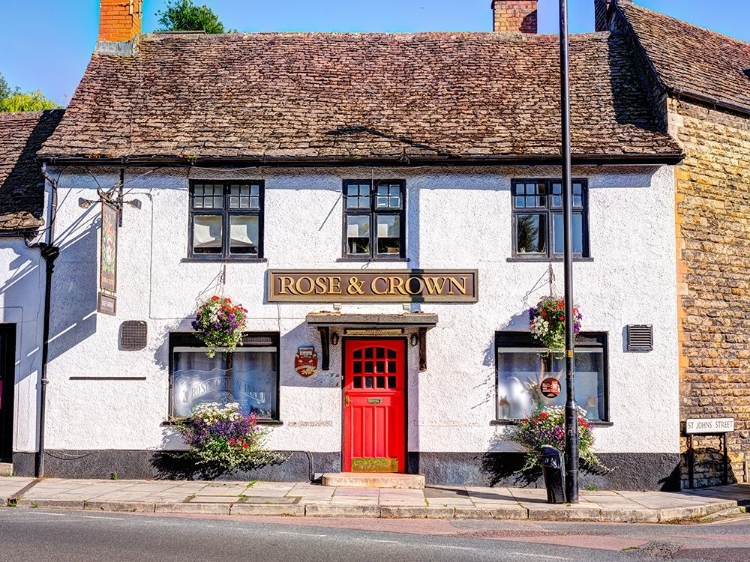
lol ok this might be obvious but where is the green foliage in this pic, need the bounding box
[511,406,609,473]
[0,73,10,100]
[0,90,59,112]
[157,0,227,34]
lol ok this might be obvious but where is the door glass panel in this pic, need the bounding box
[365,376,374,388]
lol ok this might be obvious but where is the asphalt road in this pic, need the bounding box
[1,509,748,562]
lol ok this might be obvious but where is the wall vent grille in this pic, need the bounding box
[626,325,653,352]
[120,321,148,351]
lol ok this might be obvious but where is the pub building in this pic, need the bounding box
[15,0,694,489]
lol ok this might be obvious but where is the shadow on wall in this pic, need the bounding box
[0,251,42,384]
[47,211,99,362]
[681,441,739,489]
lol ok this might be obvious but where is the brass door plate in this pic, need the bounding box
[352,457,399,473]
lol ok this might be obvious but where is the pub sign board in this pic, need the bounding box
[100,200,118,294]
[267,270,478,303]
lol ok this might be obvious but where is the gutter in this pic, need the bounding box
[667,87,750,119]
[38,152,684,168]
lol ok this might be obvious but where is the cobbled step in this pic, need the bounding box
[321,473,425,489]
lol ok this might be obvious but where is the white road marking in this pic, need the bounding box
[82,515,123,521]
[371,540,401,545]
[277,531,328,538]
[512,553,570,560]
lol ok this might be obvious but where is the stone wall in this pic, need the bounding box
[669,97,750,487]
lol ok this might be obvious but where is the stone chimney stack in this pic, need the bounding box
[98,0,142,44]
[492,0,538,34]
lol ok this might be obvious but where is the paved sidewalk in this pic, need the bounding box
[1,477,748,522]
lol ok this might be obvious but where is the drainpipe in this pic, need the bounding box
[35,243,59,477]
[35,164,60,477]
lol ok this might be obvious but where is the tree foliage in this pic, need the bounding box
[0,91,59,112]
[0,73,10,101]
[0,72,59,112]
[157,0,227,34]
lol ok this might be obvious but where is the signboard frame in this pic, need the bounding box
[268,269,478,303]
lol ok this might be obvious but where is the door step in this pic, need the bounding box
[322,473,425,489]
[0,463,12,476]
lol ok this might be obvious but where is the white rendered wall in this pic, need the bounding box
[0,238,45,454]
[44,165,679,456]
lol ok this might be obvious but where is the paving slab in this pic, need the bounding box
[3,479,749,523]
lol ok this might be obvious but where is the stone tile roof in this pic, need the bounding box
[0,110,64,232]
[39,31,680,163]
[621,3,750,112]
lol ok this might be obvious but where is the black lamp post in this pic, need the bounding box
[559,0,579,504]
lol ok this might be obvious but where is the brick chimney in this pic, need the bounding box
[492,0,538,34]
[99,0,142,43]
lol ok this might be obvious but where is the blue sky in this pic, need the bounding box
[1,0,748,105]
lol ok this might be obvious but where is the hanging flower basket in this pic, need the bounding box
[511,406,609,473]
[528,296,582,351]
[192,296,247,358]
[175,402,285,470]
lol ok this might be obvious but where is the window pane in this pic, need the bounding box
[376,184,401,209]
[229,215,259,255]
[376,214,400,255]
[347,215,370,254]
[573,183,583,208]
[230,184,260,210]
[515,214,546,254]
[520,182,546,208]
[497,347,606,421]
[346,184,370,209]
[553,213,583,254]
[193,184,223,209]
[193,215,223,254]
[172,348,278,419]
[551,183,562,208]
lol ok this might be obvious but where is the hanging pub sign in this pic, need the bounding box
[98,200,119,315]
[294,346,318,378]
[268,270,478,303]
[99,200,118,293]
[540,377,561,399]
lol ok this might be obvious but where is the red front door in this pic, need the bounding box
[343,339,406,473]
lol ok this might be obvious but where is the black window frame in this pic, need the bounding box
[188,180,265,260]
[342,179,406,261]
[168,332,281,424]
[493,331,610,424]
[511,178,589,260]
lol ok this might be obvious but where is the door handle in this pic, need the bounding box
[344,395,350,407]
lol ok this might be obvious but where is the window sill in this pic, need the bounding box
[336,257,410,263]
[490,419,613,427]
[181,257,268,264]
[162,419,284,426]
[506,257,594,263]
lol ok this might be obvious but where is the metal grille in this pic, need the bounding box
[627,325,653,352]
[242,336,274,347]
[120,321,148,351]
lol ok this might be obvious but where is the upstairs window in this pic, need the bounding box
[343,180,405,259]
[512,179,589,259]
[189,181,264,259]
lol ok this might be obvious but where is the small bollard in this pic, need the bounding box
[540,446,566,504]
